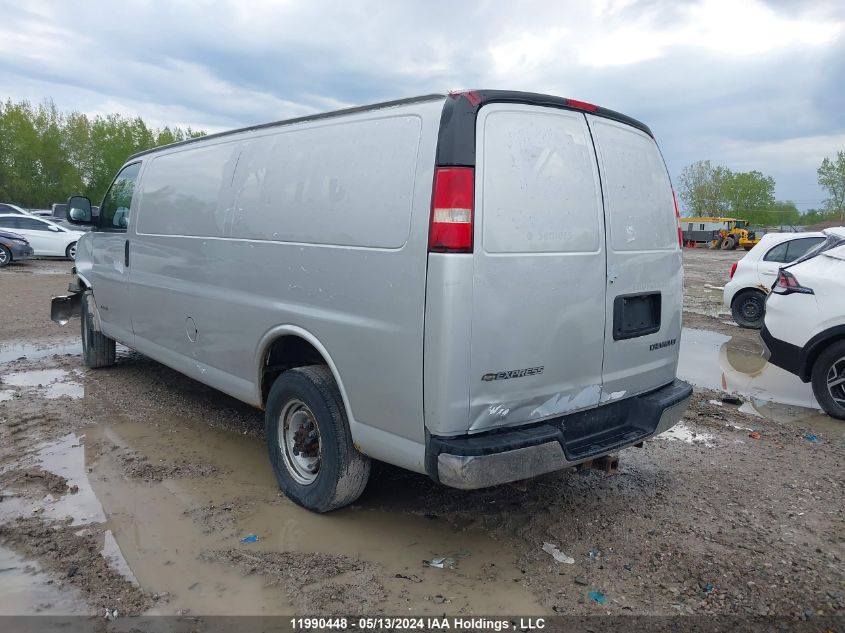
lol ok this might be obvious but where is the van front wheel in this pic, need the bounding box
[81,292,116,368]
[265,365,370,512]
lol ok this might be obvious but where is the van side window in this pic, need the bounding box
[100,162,141,231]
[763,242,789,263]
[137,143,241,237]
[785,237,824,261]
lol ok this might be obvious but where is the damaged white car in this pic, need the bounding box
[723,232,824,328]
[762,227,845,419]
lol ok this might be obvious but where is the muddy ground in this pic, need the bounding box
[0,255,842,621]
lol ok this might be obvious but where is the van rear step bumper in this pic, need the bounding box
[427,379,692,490]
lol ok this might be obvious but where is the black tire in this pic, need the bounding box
[731,290,766,329]
[721,237,735,250]
[810,340,845,420]
[265,365,370,512]
[0,245,10,267]
[66,241,77,260]
[81,291,116,368]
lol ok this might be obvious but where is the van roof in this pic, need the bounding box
[127,90,653,162]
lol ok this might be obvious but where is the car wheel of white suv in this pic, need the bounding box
[731,289,766,329]
[811,340,845,420]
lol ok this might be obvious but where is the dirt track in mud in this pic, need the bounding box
[0,256,842,620]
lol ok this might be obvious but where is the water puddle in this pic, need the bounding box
[0,368,84,399]
[101,529,139,586]
[0,339,81,364]
[0,547,88,615]
[36,433,106,525]
[678,328,842,437]
[2,416,545,616]
[0,433,106,527]
[658,421,715,446]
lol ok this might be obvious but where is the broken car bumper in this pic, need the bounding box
[50,293,82,324]
[427,379,692,490]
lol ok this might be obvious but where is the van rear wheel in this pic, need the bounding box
[811,341,845,420]
[81,291,116,368]
[265,365,370,512]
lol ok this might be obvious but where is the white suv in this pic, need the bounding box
[762,228,845,419]
[723,232,825,328]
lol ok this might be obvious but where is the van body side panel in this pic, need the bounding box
[466,104,607,433]
[125,99,443,455]
[130,140,243,391]
[211,101,441,446]
[587,116,682,398]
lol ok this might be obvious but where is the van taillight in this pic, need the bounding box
[429,167,474,253]
[730,262,738,279]
[565,98,599,112]
[672,190,682,247]
[672,189,684,248]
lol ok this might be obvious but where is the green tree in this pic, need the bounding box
[0,98,205,207]
[801,207,838,226]
[677,160,730,217]
[720,170,775,217]
[818,151,845,223]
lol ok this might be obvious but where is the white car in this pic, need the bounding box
[762,227,845,420]
[0,214,84,259]
[723,232,825,328]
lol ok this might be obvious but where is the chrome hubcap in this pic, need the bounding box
[69,243,76,259]
[279,399,321,485]
[827,356,845,406]
[0,250,7,264]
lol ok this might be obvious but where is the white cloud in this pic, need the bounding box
[0,0,842,209]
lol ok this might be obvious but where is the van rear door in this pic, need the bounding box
[587,116,682,399]
[468,104,607,433]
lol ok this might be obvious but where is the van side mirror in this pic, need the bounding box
[67,196,93,224]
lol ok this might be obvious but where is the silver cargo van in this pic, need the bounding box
[54,91,692,512]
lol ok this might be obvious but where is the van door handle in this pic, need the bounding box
[124,240,130,268]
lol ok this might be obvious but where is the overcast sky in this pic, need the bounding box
[1,0,843,211]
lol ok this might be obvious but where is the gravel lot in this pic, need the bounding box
[0,255,842,622]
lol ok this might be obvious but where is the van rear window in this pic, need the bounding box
[591,120,676,252]
[479,108,602,254]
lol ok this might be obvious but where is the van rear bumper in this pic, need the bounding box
[427,379,692,490]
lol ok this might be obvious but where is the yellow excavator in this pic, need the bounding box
[716,219,759,250]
